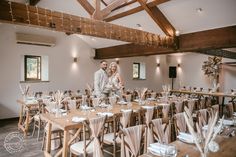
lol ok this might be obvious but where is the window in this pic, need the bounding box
[133,62,146,80]
[133,63,140,79]
[24,55,41,81]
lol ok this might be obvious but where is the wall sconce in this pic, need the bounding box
[177,63,181,67]
[157,63,160,67]
[115,58,119,64]
[73,57,78,63]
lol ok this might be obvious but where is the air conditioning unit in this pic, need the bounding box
[16,33,56,47]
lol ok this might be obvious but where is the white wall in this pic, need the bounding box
[0,24,99,119]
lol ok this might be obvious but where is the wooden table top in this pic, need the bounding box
[171,90,236,98]
[40,102,158,130]
[140,135,236,157]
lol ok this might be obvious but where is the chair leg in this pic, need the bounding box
[41,132,46,150]
[37,121,41,141]
[31,120,36,137]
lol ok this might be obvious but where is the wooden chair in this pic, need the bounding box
[103,110,133,157]
[70,116,107,157]
[226,103,234,118]
[173,112,187,136]
[151,118,171,144]
[120,125,146,157]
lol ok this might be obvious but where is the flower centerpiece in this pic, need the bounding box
[51,90,67,117]
[19,84,30,101]
[183,107,223,157]
[202,56,222,92]
[162,84,171,103]
[135,88,148,105]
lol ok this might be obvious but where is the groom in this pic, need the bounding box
[94,60,109,98]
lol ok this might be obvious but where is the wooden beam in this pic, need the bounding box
[95,43,174,59]
[0,1,175,47]
[197,49,236,59]
[137,0,175,36]
[104,0,170,22]
[112,0,136,12]
[101,0,128,18]
[95,25,236,59]
[77,0,95,15]
[101,0,108,6]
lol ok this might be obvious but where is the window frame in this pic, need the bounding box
[133,62,140,79]
[24,55,41,81]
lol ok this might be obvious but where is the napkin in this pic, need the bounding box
[147,98,155,101]
[117,101,128,105]
[25,100,38,105]
[141,106,154,109]
[148,143,174,156]
[221,119,233,126]
[120,109,132,112]
[96,112,114,117]
[177,132,194,143]
[71,116,86,123]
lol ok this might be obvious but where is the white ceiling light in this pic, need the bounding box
[175,30,180,36]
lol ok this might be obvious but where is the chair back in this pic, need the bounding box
[151,118,171,144]
[121,125,144,157]
[174,112,187,133]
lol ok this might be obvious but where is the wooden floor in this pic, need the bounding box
[0,118,116,157]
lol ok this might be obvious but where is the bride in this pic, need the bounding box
[106,62,124,96]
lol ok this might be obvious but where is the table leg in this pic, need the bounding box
[45,123,52,154]
[18,104,23,130]
[24,109,30,136]
[221,97,225,117]
[62,130,69,157]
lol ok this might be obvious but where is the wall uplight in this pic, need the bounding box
[115,58,120,64]
[73,57,78,63]
[157,63,160,67]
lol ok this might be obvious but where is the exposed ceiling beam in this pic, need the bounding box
[112,0,136,12]
[101,0,128,18]
[0,1,175,47]
[104,0,170,22]
[77,0,95,15]
[95,25,236,59]
[197,49,236,59]
[137,0,175,36]
[101,0,108,6]
[29,0,40,6]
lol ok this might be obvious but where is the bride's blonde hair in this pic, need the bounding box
[108,62,118,76]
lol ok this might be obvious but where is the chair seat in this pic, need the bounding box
[70,140,94,155]
[104,132,121,145]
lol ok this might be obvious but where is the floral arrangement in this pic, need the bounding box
[135,88,148,101]
[202,56,222,78]
[19,84,30,96]
[183,107,223,157]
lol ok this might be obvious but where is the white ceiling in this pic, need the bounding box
[8,0,236,48]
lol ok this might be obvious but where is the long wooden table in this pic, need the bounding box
[17,99,39,136]
[40,102,148,157]
[140,135,236,157]
[171,90,236,116]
